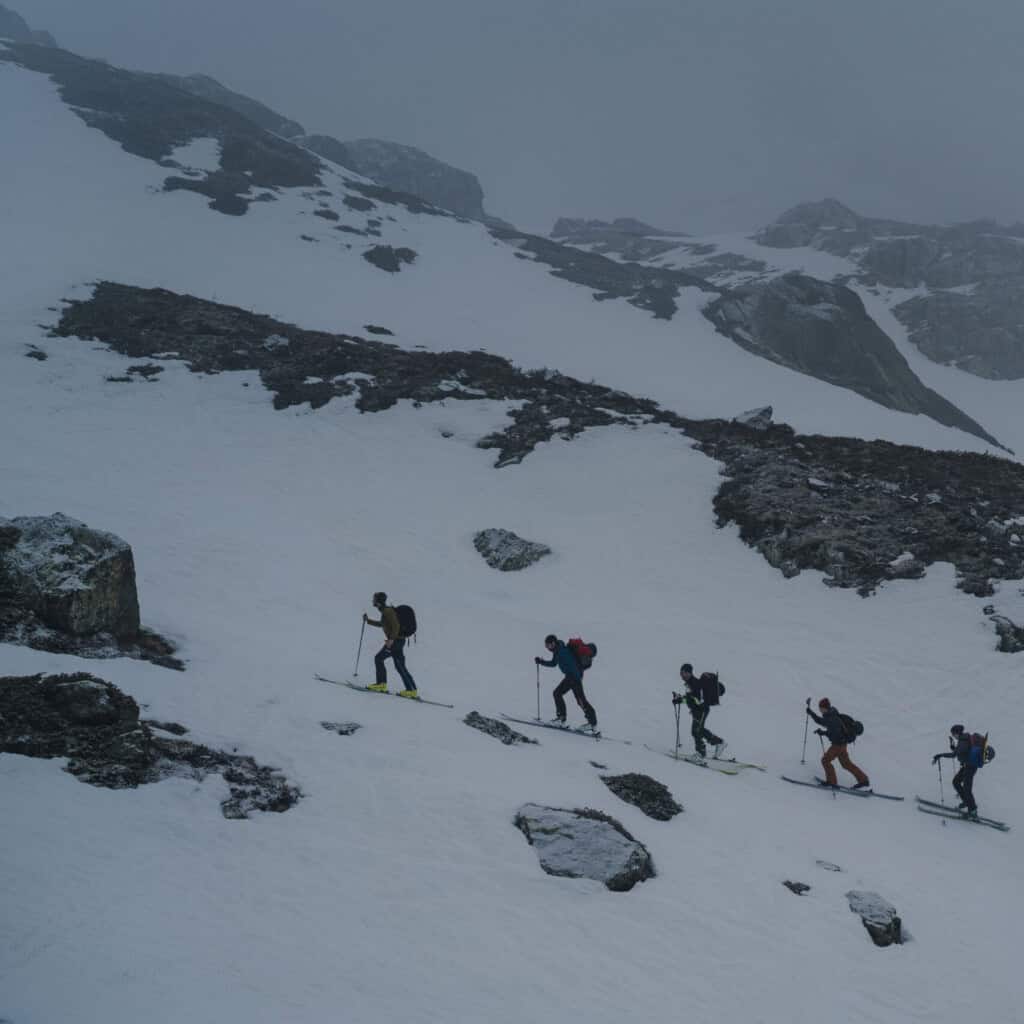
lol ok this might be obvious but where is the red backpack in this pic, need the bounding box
[567,638,597,672]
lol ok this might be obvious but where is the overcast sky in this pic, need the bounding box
[17,0,1024,233]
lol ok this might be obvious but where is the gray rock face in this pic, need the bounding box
[473,528,551,572]
[0,513,140,636]
[303,136,487,221]
[600,773,683,821]
[514,804,655,891]
[783,880,811,895]
[463,711,537,745]
[363,245,417,273]
[551,217,686,261]
[733,406,773,431]
[756,199,1024,380]
[153,73,304,138]
[0,672,301,817]
[703,273,1001,449]
[990,613,1024,653]
[846,890,903,947]
[0,4,57,46]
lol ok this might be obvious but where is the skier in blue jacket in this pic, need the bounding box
[535,634,598,733]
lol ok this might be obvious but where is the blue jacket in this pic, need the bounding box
[539,642,582,683]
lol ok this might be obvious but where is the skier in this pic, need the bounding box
[932,724,985,818]
[805,698,869,789]
[677,663,726,760]
[363,591,418,698]
[535,634,598,733]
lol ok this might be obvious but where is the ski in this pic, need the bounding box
[644,745,740,774]
[500,714,631,744]
[315,675,454,708]
[714,755,767,772]
[916,805,1010,832]
[915,797,1009,831]
[814,777,904,801]
[781,775,871,797]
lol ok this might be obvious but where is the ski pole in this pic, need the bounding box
[674,698,681,759]
[354,617,366,678]
[937,758,945,807]
[801,698,810,764]
[535,662,540,721]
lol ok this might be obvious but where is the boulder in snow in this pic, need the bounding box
[846,890,903,947]
[514,803,655,891]
[783,881,811,895]
[473,528,551,572]
[600,772,683,821]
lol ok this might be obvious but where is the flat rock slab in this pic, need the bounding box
[600,772,683,820]
[464,711,537,745]
[514,803,655,891]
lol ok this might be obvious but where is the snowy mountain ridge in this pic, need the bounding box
[1,32,1023,1024]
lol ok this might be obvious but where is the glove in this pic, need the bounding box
[805,706,813,716]
[672,693,683,706]
[931,754,941,765]
[815,729,825,736]
[534,657,541,665]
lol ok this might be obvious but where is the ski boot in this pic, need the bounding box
[367,683,388,693]
[398,689,420,700]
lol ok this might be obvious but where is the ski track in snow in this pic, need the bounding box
[1,58,1022,1024]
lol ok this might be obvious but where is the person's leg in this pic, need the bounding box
[836,748,869,785]
[391,638,416,691]
[821,745,841,785]
[374,645,392,685]
[552,678,571,721]
[699,707,722,747]
[960,765,978,812]
[953,766,967,806]
[690,715,706,756]
[570,680,597,727]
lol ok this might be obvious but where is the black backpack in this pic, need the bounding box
[839,713,864,742]
[700,671,725,707]
[395,604,417,638]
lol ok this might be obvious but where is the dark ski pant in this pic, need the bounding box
[822,744,868,786]
[374,638,415,690]
[953,764,978,812]
[553,677,597,727]
[691,709,722,756]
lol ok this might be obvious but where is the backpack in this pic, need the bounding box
[967,732,994,768]
[699,671,725,706]
[839,713,864,743]
[395,604,417,638]
[567,638,597,672]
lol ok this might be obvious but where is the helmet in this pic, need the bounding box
[680,663,693,674]
[544,634,558,646]
[818,698,831,710]
[950,724,965,735]
[373,592,387,607]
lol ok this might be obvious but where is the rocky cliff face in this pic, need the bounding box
[303,135,488,221]
[703,273,1002,449]
[551,216,687,262]
[0,3,57,46]
[756,200,1024,380]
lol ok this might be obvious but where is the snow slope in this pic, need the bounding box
[2,53,1023,1024]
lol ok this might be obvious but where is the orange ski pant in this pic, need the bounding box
[822,744,868,786]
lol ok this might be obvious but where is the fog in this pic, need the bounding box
[16,0,1024,233]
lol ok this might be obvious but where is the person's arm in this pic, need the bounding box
[363,613,381,627]
[535,655,556,668]
[806,708,825,726]
[381,607,400,644]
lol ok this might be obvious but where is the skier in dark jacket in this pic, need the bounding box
[932,724,984,816]
[363,591,417,698]
[806,698,869,789]
[677,663,726,759]
[535,634,598,733]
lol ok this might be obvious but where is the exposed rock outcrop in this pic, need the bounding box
[463,711,537,746]
[514,804,655,891]
[756,199,1024,380]
[0,43,322,215]
[783,881,811,895]
[703,273,1001,449]
[0,3,57,46]
[473,528,551,572]
[846,890,903,947]
[599,773,683,821]
[363,245,417,273]
[303,136,488,221]
[733,406,773,431]
[0,673,300,817]
[551,217,687,261]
